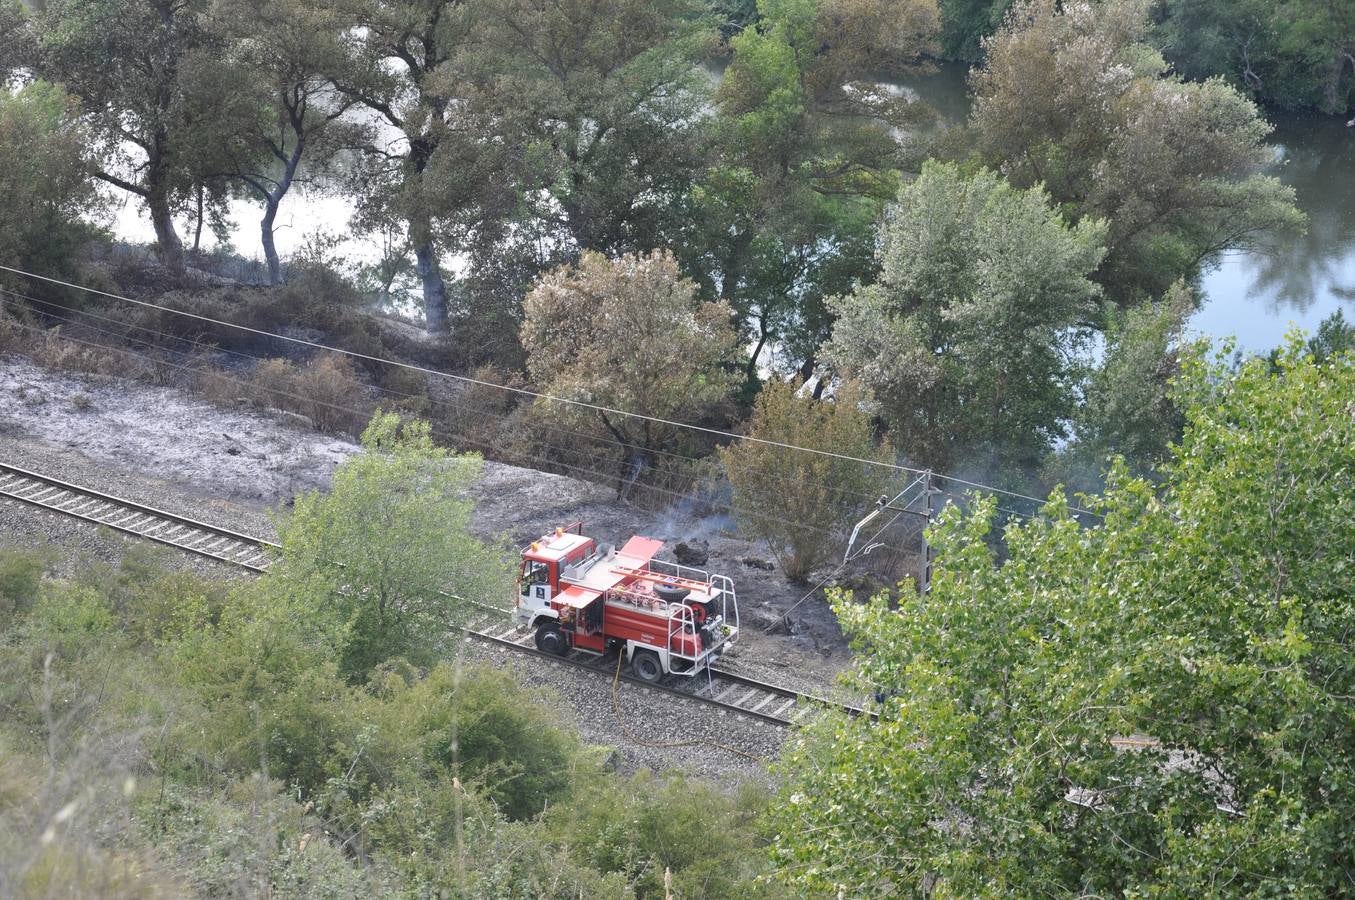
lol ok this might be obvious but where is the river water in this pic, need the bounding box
[1193,112,1355,351]
[109,65,1353,353]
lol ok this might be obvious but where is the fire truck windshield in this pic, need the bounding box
[522,561,550,593]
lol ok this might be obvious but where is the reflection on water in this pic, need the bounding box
[1193,113,1355,350]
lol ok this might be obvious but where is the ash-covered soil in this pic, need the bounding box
[0,354,855,693]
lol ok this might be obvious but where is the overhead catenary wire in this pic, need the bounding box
[0,263,1104,520]
[0,311,918,556]
[1,285,907,511]
[0,299,909,547]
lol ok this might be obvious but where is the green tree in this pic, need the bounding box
[520,250,740,495]
[769,336,1355,895]
[937,0,1010,60]
[0,0,29,77]
[823,161,1106,478]
[191,0,365,285]
[687,0,939,389]
[31,0,226,272]
[970,0,1304,304]
[327,0,511,332]
[1158,0,1355,114]
[1300,308,1355,364]
[474,0,715,259]
[1055,280,1197,488]
[721,380,892,580]
[274,412,511,679]
[0,82,100,290]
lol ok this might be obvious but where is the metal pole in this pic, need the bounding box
[922,470,935,595]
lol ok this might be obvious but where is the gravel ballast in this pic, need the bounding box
[0,354,822,778]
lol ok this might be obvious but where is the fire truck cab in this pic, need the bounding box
[515,523,738,682]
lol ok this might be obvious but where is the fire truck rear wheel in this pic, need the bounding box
[534,622,567,655]
[630,649,664,683]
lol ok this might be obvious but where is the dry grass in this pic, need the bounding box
[195,354,371,435]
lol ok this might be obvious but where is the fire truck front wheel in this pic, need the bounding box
[630,649,664,683]
[534,622,567,655]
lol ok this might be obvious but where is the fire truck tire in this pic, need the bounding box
[534,622,568,655]
[630,649,664,683]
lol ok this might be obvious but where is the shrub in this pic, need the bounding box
[0,549,48,630]
[234,354,371,434]
[721,380,895,581]
[275,413,509,678]
[26,582,114,658]
[545,771,782,899]
[292,354,367,432]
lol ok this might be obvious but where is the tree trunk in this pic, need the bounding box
[414,240,449,333]
[261,201,282,286]
[147,184,185,273]
[193,183,205,252]
[746,318,770,386]
[261,139,304,287]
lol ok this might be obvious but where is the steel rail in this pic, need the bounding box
[0,461,278,571]
[1,461,868,728]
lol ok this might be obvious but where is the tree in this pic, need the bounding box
[1158,0,1355,115]
[823,161,1106,479]
[32,0,224,272]
[474,0,715,259]
[519,250,739,495]
[1302,308,1355,363]
[327,0,505,332]
[685,0,939,389]
[721,380,893,581]
[769,336,1355,895]
[0,82,100,290]
[937,0,1010,60]
[191,0,364,285]
[0,0,29,77]
[970,0,1304,304]
[274,412,511,679]
[1055,280,1197,488]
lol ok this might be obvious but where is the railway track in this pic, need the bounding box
[0,460,864,728]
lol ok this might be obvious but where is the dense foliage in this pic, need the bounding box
[970,0,1303,305]
[721,379,893,580]
[520,250,740,494]
[769,338,1355,894]
[1158,0,1355,114]
[272,411,511,678]
[3,0,1317,497]
[825,161,1106,477]
[0,82,97,288]
[0,417,780,897]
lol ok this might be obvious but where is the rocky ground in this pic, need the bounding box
[0,352,871,774]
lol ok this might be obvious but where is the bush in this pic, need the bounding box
[26,583,114,657]
[345,664,580,822]
[545,771,783,899]
[0,549,48,630]
[137,778,374,898]
[221,354,371,434]
[721,380,895,581]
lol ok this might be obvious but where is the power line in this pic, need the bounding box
[2,264,925,468]
[0,264,1104,519]
[2,286,903,511]
[0,311,917,556]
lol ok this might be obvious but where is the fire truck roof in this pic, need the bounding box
[526,531,591,561]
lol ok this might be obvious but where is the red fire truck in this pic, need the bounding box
[514,523,739,682]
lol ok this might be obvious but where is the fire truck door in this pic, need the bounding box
[521,561,553,606]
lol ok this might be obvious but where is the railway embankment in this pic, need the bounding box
[0,352,852,697]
